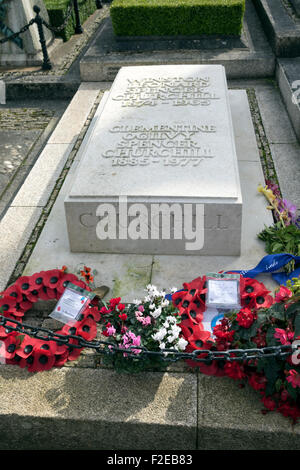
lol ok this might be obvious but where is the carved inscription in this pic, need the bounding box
[102,124,216,167]
[112,76,220,107]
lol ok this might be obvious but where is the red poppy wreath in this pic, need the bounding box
[0,267,101,372]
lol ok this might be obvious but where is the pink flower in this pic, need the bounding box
[275,286,293,303]
[138,305,144,313]
[286,370,300,388]
[142,316,151,326]
[274,328,294,345]
[106,325,116,336]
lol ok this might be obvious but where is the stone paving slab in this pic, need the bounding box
[252,0,300,56]
[0,366,197,450]
[276,58,300,143]
[80,0,275,81]
[198,376,299,450]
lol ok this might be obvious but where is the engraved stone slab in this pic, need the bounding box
[65,64,243,255]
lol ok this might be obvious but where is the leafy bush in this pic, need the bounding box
[44,0,98,41]
[110,0,245,37]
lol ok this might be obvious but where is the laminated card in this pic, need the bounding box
[65,64,243,255]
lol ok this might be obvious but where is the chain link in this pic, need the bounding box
[0,314,297,364]
[41,0,74,33]
[0,0,77,44]
[0,18,34,45]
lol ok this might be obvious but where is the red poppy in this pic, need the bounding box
[28,271,48,291]
[17,335,37,359]
[0,333,20,361]
[77,318,97,341]
[187,326,212,351]
[38,286,56,301]
[26,349,56,372]
[56,273,78,294]
[4,284,23,303]
[43,270,62,290]
[14,276,32,295]
[0,296,18,314]
[0,315,18,339]
[252,294,274,310]
[85,306,101,322]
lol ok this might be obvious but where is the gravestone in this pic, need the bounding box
[65,64,243,256]
[0,0,54,67]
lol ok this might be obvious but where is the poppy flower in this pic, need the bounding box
[187,326,212,351]
[56,273,79,294]
[17,338,36,359]
[19,295,33,312]
[0,315,18,339]
[43,270,62,290]
[77,318,97,341]
[26,289,40,303]
[4,284,23,303]
[38,286,56,301]
[26,349,56,372]
[0,333,20,361]
[84,306,101,322]
[28,271,47,291]
[0,296,18,315]
[252,294,274,310]
[54,350,69,367]
[183,300,205,325]
[14,276,32,295]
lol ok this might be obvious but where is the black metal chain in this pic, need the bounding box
[0,314,297,364]
[41,0,74,33]
[0,18,34,45]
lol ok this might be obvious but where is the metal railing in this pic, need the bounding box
[0,0,102,70]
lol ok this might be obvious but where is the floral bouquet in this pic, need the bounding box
[99,284,188,373]
[169,274,300,422]
[258,182,300,273]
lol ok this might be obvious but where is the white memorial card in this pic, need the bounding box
[50,283,94,325]
[206,275,240,309]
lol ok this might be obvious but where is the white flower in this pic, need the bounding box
[170,324,181,337]
[163,320,169,329]
[144,295,151,303]
[167,334,177,344]
[152,327,167,342]
[170,287,178,293]
[149,303,156,310]
[151,307,162,319]
[166,315,177,324]
[160,299,169,308]
[132,299,141,305]
[177,337,188,351]
[159,342,166,350]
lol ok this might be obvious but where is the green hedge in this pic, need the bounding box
[44,0,98,41]
[110,0,245,37]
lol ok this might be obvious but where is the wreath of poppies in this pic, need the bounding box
[0,268,101,372]
[172,275,274,376]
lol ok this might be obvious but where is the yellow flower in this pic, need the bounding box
[257,184,277,203]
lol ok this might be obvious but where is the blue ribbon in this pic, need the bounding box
[227,253,300,285]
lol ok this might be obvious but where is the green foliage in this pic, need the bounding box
[258,222,300,273]
[110,0,246,37]
[44,0,97,41]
